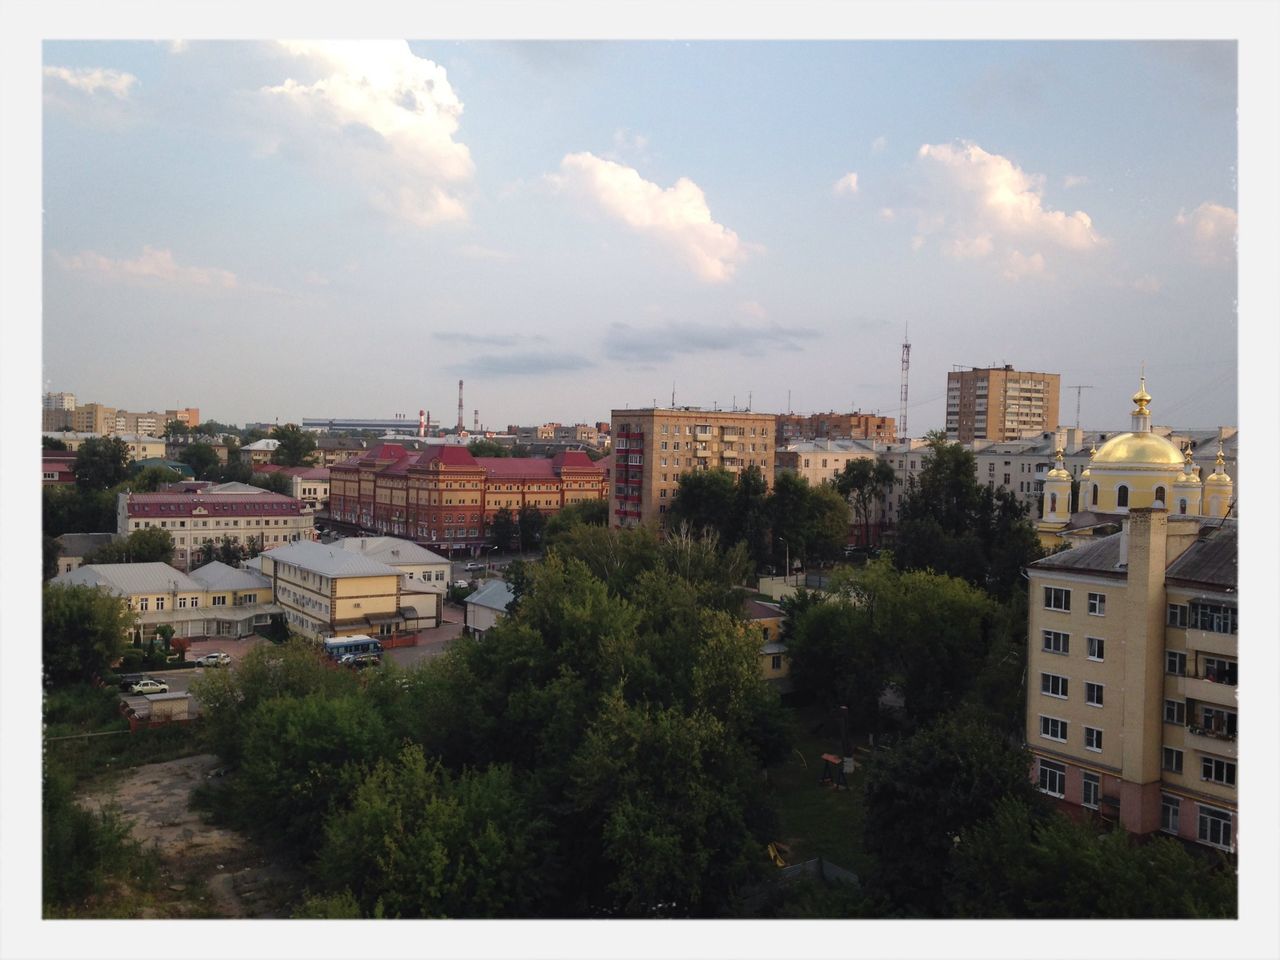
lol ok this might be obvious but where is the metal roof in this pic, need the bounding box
[55,532,118,559]
[263,540,403,578]
[337,536,451,566]
[464,579,516,612]
[53,562,205,596]
[1166,523,1237,590]
[188,560,273,592]
[1028,533,1123,576]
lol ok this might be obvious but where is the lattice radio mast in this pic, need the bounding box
[899,325,911,440]
[1066,384,1093,430]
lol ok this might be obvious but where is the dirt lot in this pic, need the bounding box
[78,754,301,918]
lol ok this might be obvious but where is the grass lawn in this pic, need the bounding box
[766,706,873,878]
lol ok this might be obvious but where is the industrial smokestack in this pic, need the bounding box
[473,409,479,432]
[456,380,465,431]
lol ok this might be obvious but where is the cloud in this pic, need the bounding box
[261,40,473,227]
[834,172,859,196]
[553,152,750,283]
[1132,274,1162,294]
[452,350,593,377]
[1063,174,1089,189]
[55,246,238,289]
[611,128,649,154]
[879,207,896,222]
[738,300,767,320]
[871,135,887,153]
[906,141,1104,278]
[603,319,813,363]
[458,243,512,261]
[1175,202,1237,263]
[43,65,138,98]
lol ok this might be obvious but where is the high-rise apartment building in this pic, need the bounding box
[43,391,76,411]
[775,411,896,446]
[610,407,776,527]
[946,366,1060,443]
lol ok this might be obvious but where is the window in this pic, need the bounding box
[1162,747,1183,774]
[1201,656,1237,686]
[1087,593,1106,616]
[1167,603,1189,627]
[1037,759,1066,798]
[1084,727,1103,752]
[1039,716,1068,742]
[1087,637,1104,661]
[1085,682,1104,707]
[1164,699,1186,724]
[212,595,227,607]
[138,597,149,611]
[1198,805,1233,850]
[1166,651,1187,676]
[1040,673,1069,698]
[1154,485,1166,506]
[178,596,187,609]
[1200,756,1235,786]
[1044,587,1071,611]
[1091,483,1098,507]
[1193,602,1237,635]
[1116,485,1129,508]
[771,654,783,670]
[155,597,165,611]
[1042,630,1070,655]
[1082,773,1100,810]
[1200,706,1237,739]
[1161,795,1180,834]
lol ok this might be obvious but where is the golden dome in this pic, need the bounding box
[1046,448,1072,480]
[1204,443,1233,486]
[1092,431,1185,467]
[1131,376,1152,416]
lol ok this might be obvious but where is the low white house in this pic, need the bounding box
[337,536,451,591]
[463,580,516,638]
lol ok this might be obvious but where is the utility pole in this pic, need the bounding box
[1066,384,1093,430]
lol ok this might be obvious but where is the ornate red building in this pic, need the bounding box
[328,443,605,553]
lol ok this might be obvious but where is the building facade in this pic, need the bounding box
[945,365,1061,443]
[775,411,896,446]
[258,540,408,640]
[610,407,777,528]
[775,438,878,487]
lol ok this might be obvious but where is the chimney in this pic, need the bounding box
[457,380,465,431]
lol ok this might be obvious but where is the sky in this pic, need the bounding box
[40,39,1242,434]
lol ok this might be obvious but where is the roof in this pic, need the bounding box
[761,642,788,655]
[241,439,280,451]
[743,598,784,621]
[262,540,403,578]
[52,562,205,596]
[206,481,275,495]
[477,457,558,480]
[337,537,450,566]
[464,579,516,612]
[117,433,165,443]
[1092,431,1184,467]
[1029,533,1123,576]
[56,532,118,558]
[189,560,273,592]
[124,490,303,518]
[1166,523,1237,590]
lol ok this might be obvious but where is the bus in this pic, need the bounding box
[323,635,383,661]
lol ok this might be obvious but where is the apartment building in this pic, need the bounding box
[1026,509,1237,852]
[43,391,76,411]
[946,365,1061,443]
[775,411,896,446]
[610,407,777,528]
[117,486,315,570]
[775,438,878,487]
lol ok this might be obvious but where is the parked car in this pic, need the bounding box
[450,579,470,590]
[116,673,145,692]
[128,678,169,695]
[339,652,381,669]
[194,651,232,667]
[464,561,485,572]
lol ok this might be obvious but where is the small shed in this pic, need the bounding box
[144,691,194,722]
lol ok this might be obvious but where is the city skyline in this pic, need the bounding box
[41,40,1239,432]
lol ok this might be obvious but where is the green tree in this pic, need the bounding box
[834,458,895,547]
[43,582,133,687]
[667,468,737,542]
[216,536,243,566]
[123,464,184,491]
[767,473,849,567]
[732,465,771,568]
[84,527,175,566]
[269,423,318,467]
[43,484,117,537]
[467,438,511,458]
[42,765,143,912]
[517,504,546,552]
[162,419,190,439]
[542,498,608,547]
[217,458,253,484]
[249,470,293,495]
[862,712,1037,914]
[44,534,62,581]
[194,419,239,440]
[784,596,884,732]
[73,436,131,491]
[489,506,517,550]
[42,435,69,450]
[177,442,221,480]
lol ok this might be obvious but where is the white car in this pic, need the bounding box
[195,652,232,667]
[464,561,485,572]
[128,678,169,695]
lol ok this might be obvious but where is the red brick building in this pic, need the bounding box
[328,443,606,554]
[775,411,896,446]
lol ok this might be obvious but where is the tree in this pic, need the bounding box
[517,504,546,552]
[542,498,608,547]
[834,458,895,547]
[489,507,517,550]
[467,438,510,458]
[217,536,243,567]
[862,712,1037,914]
[73,436,131,491]
[162,419,190,439]
[178,442,221,480]
[194,419,239,440]
[667,468,737,542]
[42,484,116,537]
[249,470,293,495]
[43,582,133,687]
[217,458,253,484]
[783,596,884,732]
[124,465,184,491]
[42,435,69,450]
[269,423,318,467]
[766,473,849,567]
[44,535,62,581]
[84,527,175,566]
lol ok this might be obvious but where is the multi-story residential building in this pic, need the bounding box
[238,438,281,464]
[873,438,933,528]
[328,443,605,554]
[335,536,451,591]
[70,403,117,435]
[43,391,76,411]
[945,365,1061,443]
[117,486,315,570]
[258,540,432,640]
[775,438,878,487]
[1025,510,1237,852]
[610,407,777,528]
[315,436,369,467]
[775,411,896,446]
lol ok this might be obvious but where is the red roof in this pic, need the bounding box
[126,491,303,517]
[415,445,480,468]
[476,457,558,480]
[550,450,602,472]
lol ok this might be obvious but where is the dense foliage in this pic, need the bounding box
[73,436,131,490]
[82,527,175,566]
[269,423,319,467]
[43,583,132,688]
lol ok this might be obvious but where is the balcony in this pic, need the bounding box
[694,448,713,458]
[1186,627,1237,658]
[1170,674,1238,709]
[1185,724,1237,758]
[694,430,716,441]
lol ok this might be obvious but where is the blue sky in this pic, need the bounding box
[42,40,1239,432]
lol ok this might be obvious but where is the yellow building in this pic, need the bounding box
[611,407,777,528]
[1026,509,1237,852]
[743,598,790,687]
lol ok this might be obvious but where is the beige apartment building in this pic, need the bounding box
[775,438,878,487]
[611,407,777,527]
[946,365,1061,443]
[1026,509,1237,852]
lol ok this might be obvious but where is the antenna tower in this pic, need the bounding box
[1066,384,1093,430]
[456,380,465,431]
[899,326,911,440]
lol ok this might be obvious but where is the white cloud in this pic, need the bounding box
[908,141,1104,277]
[1132,274,1162,294]
[1063,173,1089,189]
[879,207,896,222]
[1175,202,1237,263]
[738,300,767,320]
[554,152,750,283]
[43,65,138,99]
[834,172,859,196]
[261,40,473,227]
[56,246,238,288]
[871,135,887,152]
[1003,250,1047,281]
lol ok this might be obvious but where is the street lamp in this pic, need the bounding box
[776,537,791,586]
[485,544,498,575]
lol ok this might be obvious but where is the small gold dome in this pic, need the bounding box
[1131,376,1152,416]
[1092,431,1184,467]
[1046,447,1072,480]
